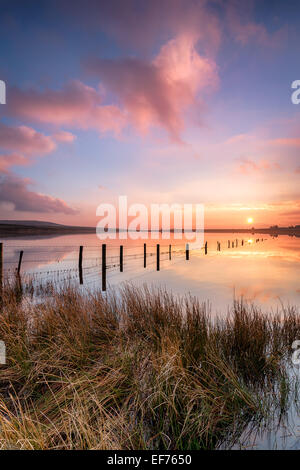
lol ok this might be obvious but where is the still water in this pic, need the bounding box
[2,232,300,311]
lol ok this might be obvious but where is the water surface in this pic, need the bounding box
[3,232,300,311]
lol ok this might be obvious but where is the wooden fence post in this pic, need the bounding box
[186,243,189,260]
[120,245,123,272]
[232,241,234,248]
[228,240,230,248]
[78,246,83,285]
[156,244,160,271]
[169,244,171,260]
[205,241,208,255]
[17,250,24,275]
[102,244,106,291]
[144,243,146,268]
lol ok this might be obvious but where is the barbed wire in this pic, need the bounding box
[2,238,267,289]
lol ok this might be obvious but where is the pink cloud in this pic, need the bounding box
[269,138,300,148]
[7,34,218,143]
[0,124,78,215]
[225,134,253,145]
[0,124,59,176]
[0,123,56,156]
[7,80,126,135]
[236,157,280,175]
[0,173,78,215]
[87,34,218,141]
[61,0,222,54]
[61,0,286,55]
[0,153,28,173]
[281,209,300,217]
[278,200,300,218]
[53,130,76,143]
[225,131,300,176]
[226,0,285,46]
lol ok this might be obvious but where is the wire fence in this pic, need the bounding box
[0,237,266,292]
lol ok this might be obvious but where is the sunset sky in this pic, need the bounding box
[0,0,299,228]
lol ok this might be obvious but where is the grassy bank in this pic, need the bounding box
[0,281,299,450]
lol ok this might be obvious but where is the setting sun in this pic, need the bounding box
[247,217,254,224]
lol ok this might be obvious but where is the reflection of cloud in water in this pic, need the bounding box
[233,285,280,303]
[4,246,78,274]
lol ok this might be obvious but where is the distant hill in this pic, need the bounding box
[0,220,300,238]
[0,220,95,237]
[0,220,67,227]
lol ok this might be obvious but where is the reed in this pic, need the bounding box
[0,280,299,450]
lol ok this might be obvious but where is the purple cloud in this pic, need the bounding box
[0,173,78,215]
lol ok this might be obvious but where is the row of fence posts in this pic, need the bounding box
[227,239,245,248]
[77,242,187,290]
[0,238,264,294]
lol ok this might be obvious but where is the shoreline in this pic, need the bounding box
[1,223,300,238]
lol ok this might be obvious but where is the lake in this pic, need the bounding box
[2,232,300,311]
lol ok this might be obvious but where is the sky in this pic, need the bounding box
[0,0,299,229]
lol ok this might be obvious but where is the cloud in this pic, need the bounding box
[52,130,76,142]
[61,0,282,51]
[0,153,28,173]
[278,200,300,218]
[280,209,300,218]
[236,157,280,175]
[6,34,218,143]
[226,135,300,150]
[226,0,285,46]
[87,34,218,141]
[226,132,300,175]
[269,138,300,148]
[7,80,126,135]
[225,134,253,145]
[0,108,79,217]
[60,0,222,54]
[0,123,60,176]
[0,123,56,155]
[0,173,78,214]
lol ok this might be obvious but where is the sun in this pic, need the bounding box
[247,217,254,224]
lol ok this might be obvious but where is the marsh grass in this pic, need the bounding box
[0,279,299,450]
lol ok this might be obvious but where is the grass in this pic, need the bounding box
[0,279,299,450]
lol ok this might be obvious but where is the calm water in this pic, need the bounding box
[2,232,300,311]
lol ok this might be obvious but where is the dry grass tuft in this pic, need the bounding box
[0,281,299,449]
